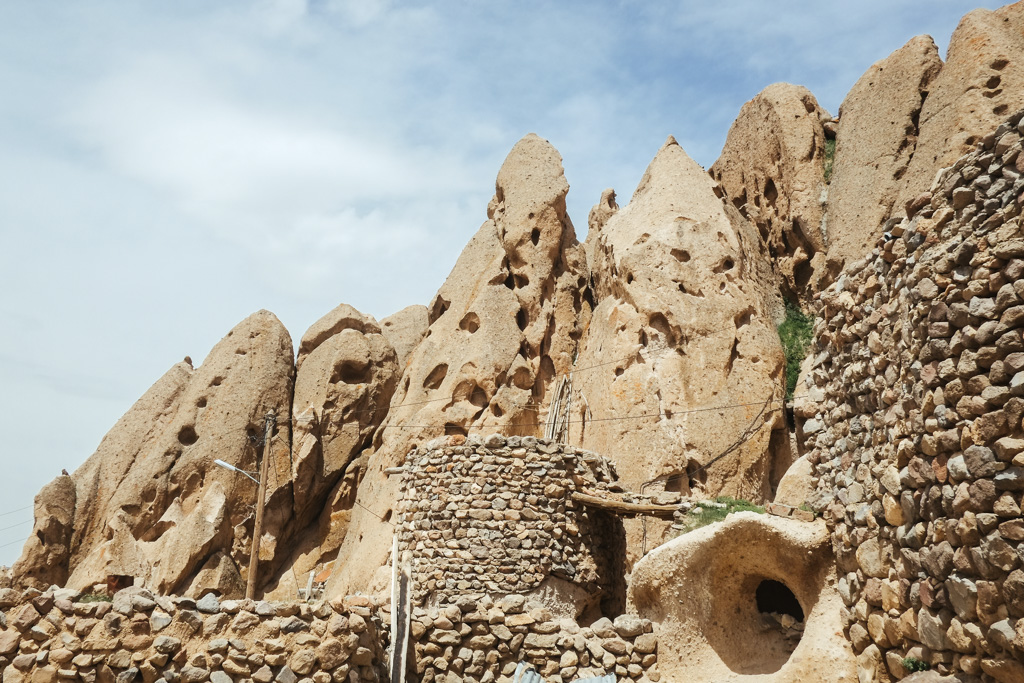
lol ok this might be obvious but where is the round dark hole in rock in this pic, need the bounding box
[177,425,199,446]
[756,579,803,622]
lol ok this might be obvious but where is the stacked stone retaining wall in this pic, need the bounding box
[800,109,1024,681]
[0,587,386,683]
[401,595,658,683]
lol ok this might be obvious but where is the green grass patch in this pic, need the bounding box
[677,496,765,533]
[901,657,930,673]
[799,502,820,518]
[778,299,814,401]
[824,138,836,184]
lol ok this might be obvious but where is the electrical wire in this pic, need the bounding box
[283,345,692,423]
[0,505,32,518]
[378,397,786,432]
[0,520,31,534]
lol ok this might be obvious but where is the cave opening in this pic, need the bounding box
[756,579,804,622]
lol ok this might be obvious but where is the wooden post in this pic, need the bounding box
[246,411,275,600]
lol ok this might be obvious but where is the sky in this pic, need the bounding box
[0,0,1009,566]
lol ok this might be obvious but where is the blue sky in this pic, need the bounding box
[0,0,1007,565]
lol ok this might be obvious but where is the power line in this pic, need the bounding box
[287,345,690,423]
[0,505,32,518]
[0,520,32,534]
[0,536,28,550]
[380,397,786,432]
[353,500,395,527]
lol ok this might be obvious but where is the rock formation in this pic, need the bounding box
[290,305,398,530]
[10,475,76,590]
[821,2,1024,281]
[379,304,429,370]
[574,137,788,533]
[63,310,294,595]
[894,2,1024,213]
[326,133,591,599]
[823,35,943,283]
[711,83,831,300]
[629,512,856,681]
[262,305,399,598]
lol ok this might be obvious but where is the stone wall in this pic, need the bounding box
[391,435,659,682]
[403,596,658,683]
[801,109,1024,681]
[0,586,387,683]
[394,434,624,616]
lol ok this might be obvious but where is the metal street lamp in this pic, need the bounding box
[213,459,259,484]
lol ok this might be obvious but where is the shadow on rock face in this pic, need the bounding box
[629,511,856,682]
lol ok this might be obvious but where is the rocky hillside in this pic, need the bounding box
[6,5,1024,681]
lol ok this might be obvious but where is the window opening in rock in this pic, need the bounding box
[685,459,705,492]
[756,579,803,621]
[754,579,805,658]
[444,423,468,436]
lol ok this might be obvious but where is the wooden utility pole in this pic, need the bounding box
[246,411,275,600]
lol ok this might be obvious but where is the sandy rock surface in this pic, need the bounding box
[289,304,398,532]
[772,455,815,508]
[572,137,789,563]
[326,134,591,600]
[823,35,942,285]
[711,83,830,301]
[894,1,1024,211]
[379,304,428,370]
[10,474,76,590]
[629,512,856,682]
[262,304,399,597]
[64,310,294,595]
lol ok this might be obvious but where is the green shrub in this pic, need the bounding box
[824,138,836,184]
[901,657,930,673]
[677,496,765,533]
[777,299,814,400]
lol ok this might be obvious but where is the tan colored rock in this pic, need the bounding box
[11,474,76,590]
[773,455,815,508]
[823,35,942,282]
[894,2,1024,210]
[572,137,788,563]
[263,304,399,596]
[49,310,294,595]
[289,304,399,527]
[326,133,591,599]
[379,305,429,370]
[711,83,830,300]
[184,551,245,599]
[629,512,856,682]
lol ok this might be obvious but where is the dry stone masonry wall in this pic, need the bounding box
[393,435,659,682]
[801,109,1024,681]
[395,434,622,612]
[0,587,387,683]
[404,598,658,683]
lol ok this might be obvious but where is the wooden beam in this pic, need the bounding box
[571,491,678,518]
